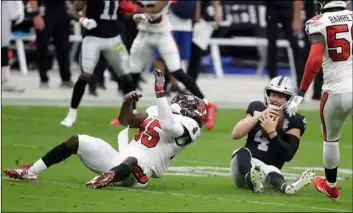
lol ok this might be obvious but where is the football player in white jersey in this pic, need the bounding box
[4,69,207,189]
[130,0,217,131]
[286,0,352,200]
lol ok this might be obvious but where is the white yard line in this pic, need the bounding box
[1,176,350,212]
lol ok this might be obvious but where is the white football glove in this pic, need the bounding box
[286,95,304,117]
[79,17,97,30]
[132,14,149,24]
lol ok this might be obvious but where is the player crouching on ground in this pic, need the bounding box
[4,69,207,189]
[229,76,315,194]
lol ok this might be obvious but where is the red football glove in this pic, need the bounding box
[119,1,138,14]
[153,69,165,96]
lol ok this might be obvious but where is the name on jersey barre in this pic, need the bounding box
[328,14,353,24]
[165,166,352,181]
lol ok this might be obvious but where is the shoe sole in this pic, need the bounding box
[287,169,315,194]
[250,166,264,193]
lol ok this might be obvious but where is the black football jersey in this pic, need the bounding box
[84,0,121,38]
[244,101,307,169]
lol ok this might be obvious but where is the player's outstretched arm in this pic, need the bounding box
[298,33,325,96]
[119,91,148,128]
[153,69,185,137]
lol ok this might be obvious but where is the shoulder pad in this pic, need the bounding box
[305,14,326,36]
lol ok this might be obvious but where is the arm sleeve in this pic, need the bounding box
[156,97,185,138]
[299,43,325,91]
[270,134,300,162]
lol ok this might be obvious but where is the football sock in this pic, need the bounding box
[323,141,340,186]
[171,69,205,99]
[267,172,288,193]
[70,78,87,109]
[131,73,140,86]
[109,163,132,182]
[29,143,72,175]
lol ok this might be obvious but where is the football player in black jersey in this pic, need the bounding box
[230,76,315,194]
[60,0,141,128]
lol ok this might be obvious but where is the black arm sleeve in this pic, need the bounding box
[270,134,300,162]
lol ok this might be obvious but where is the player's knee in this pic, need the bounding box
[80,59,96,74]
[236,148,252,175]
[78,72,92,82]
[119,74,136,94]
[65,134,79,154]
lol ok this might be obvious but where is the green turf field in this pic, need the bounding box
[2,106,352,212]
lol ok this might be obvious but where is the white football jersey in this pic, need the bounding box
[136,0,172,32]
[305,10,353,94]
[123,106,201,178]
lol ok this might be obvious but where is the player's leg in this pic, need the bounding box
[230,147,264,193]
[60,36,101,127]
[265,167,314,195]
[314,93,351,200]
[1,7,24,92]
[4,135,80,181]
[86,156,146,189]
[157,32,217,130]
[102,35,139,125]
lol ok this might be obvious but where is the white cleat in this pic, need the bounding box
[250,166,264,193]
[285,169,315,195]
[60,115,76,128]
[4,165,37,181]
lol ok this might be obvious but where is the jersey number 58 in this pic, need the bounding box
[326,24,353,61]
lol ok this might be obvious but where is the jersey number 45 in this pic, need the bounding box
[327,24,353,61]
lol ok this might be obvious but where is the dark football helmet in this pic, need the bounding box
[314,0,348,14]
[170,94,208,127]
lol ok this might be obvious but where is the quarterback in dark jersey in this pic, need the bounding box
[230,76,315,194]
[60,0,140,128]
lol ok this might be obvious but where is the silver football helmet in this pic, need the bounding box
[314,0,347,14]
[264,76,297,109]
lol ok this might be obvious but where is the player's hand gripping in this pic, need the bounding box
[133,14,149,24]
[259,111,279,134]
[79,17,97,30]
[286,95,304,117]
[123,91,142,103]
[153,69,165,97]
[254,107,279,120]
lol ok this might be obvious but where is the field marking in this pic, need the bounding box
[1,177,350,212]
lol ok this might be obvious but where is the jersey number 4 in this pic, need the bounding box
[254,130,269,152]
[100,0,119,20]
[326,24,353,61]
[134,118,161,148]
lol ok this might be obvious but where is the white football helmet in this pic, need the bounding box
[264,76,297,109]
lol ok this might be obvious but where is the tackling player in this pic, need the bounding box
[4,69,208,189]
[128,0,217,130]
[230,76,315,194]
[60,0,140,128]
[286,0,352,200]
